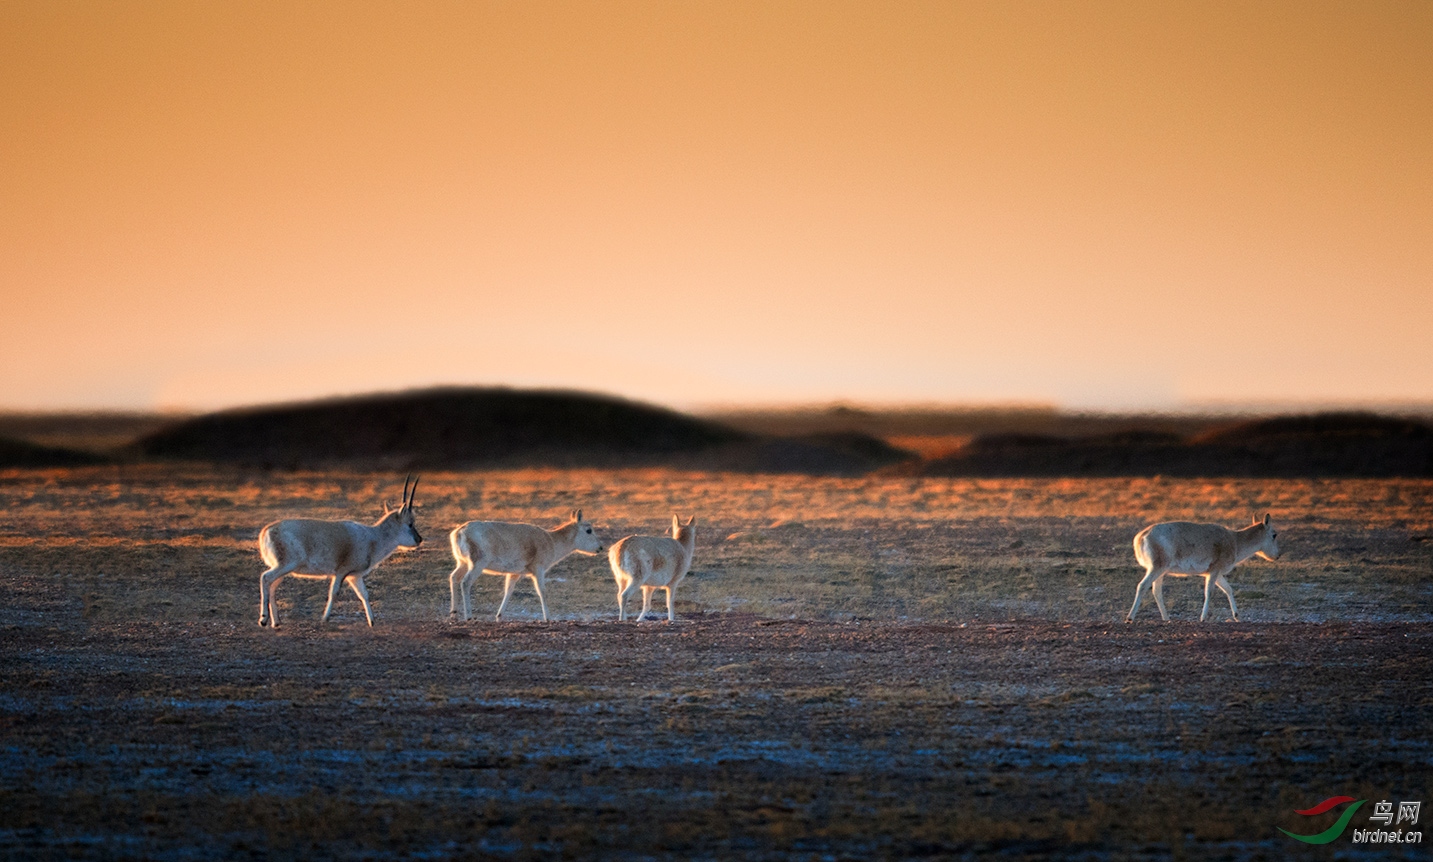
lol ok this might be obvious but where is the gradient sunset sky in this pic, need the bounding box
[3,2,1430,412]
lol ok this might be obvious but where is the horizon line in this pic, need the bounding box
[2,386,1432,419]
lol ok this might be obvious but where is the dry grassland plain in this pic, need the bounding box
[2,466,1431,859]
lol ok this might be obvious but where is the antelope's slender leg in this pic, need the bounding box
[1200,573,1216,622]
[460,566,484,621]
[1151,575,1170,621]
[1127,568,1159,622]
[322,575,344,622]
[259,566,294,627]
[349,575,374,627]
[448,561,471,619]
[530,570,550,622]
[495,573,519,620]
[1214,573,1238,621]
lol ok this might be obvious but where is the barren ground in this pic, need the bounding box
[1,467,1430,860]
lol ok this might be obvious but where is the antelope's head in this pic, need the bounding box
[569,509,604,555]
[383,475,423,548]
[671,513,697,547]
[1253,512,1279,560]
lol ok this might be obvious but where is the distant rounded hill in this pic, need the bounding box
[132,388,742,469]
[129,387,911,475]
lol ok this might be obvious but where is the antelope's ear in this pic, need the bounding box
[1263,513,1271,526]
[1252,513,1260,525]
[686,515,697,526]
[573,509,583,522]
[672,513,681,532]
[383,501,394,515]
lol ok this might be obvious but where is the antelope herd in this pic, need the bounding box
[256,476,1283,628]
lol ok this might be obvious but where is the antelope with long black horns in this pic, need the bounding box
[257,476,423,628]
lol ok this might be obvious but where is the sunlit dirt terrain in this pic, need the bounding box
[2,467,1430,859]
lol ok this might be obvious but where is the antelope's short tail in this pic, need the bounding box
[258,526,279,569]
[449,527,470,566]
[1132,528,1153,571]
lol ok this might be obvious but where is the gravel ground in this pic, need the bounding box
[1,467,1429,859]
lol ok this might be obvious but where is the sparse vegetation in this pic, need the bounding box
[0,464,1429,858]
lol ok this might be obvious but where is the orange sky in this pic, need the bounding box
[2,1,1430,412]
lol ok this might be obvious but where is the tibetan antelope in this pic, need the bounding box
[257,476,423,628]
[1126,513,1281,623]
[448,510,604,621]
[608,514,697,622]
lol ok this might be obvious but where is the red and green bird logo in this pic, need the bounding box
[1279,796,1365,844]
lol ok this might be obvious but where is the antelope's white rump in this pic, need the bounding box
[608,514,697,622]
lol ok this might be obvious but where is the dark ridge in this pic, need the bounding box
[1191,411,1433,445]
[0,435,107,467]
[1186,411,1433,477]
[0,412,176,453]
[796,431,914,465]
[705,404,1226,440]
[917,431,1188,477]
[691,432,916,477]
[963,433,1071,451]
[124,387,912,474]
[916,412,1433,478]
[130,387,750,470]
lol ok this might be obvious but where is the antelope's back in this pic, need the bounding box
[1136,521,1233,573]
[454,520,550,570]
[260,518,365,572]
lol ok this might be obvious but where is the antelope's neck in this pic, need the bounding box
[1232,525,1265,563]
[551,522,579,552]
